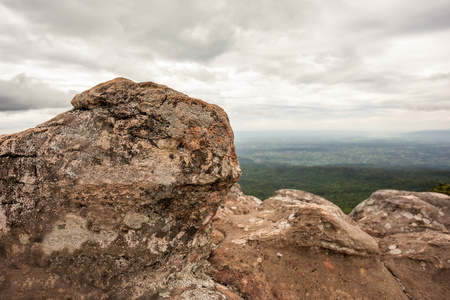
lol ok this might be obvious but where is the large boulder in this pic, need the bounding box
[208,188,408,299]
[0,78,241,299]
[350,190,450,300]
[350,190,449,238]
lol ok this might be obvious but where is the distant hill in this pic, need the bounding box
[398,129,450,143]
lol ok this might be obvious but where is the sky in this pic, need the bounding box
[1,0,450,134]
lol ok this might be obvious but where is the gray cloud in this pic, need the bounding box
[427,73,450,81]
[389,0,450,34]
[406,103,450,112]
[0,74,74,111]
[1,0,237,63]
[2,0,121,38]
[0,0,449,131]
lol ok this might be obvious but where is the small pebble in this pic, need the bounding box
[390,249,402,255]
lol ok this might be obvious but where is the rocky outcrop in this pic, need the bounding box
[0,78,241,299]
[2,77,448,300]
[350,190,450,300]
[208,187,408,299]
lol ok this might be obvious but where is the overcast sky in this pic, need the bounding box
[1,0,449,134]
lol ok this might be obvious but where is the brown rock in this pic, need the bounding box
[0,78,241,299]
[208,188,408,299]
[350,190,450,300]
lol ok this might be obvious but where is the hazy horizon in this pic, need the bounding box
[2,121,450,137]
[234,128,450,143]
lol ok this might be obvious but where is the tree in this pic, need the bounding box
[429,182,450,196]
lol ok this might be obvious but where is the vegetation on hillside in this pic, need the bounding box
[235,131,450,214]
[238,164,450,214]
[429,182,450,195]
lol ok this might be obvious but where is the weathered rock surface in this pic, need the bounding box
[350,190,449,238]
[208,187,408,299]
[350,190,450,300]
[0,78,241,299]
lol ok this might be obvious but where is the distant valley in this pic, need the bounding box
[235,130,450,213]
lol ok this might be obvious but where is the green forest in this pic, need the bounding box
[234,131,450,214]
[238,164,450,214]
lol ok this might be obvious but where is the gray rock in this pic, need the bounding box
[350,189,450,300]
[0,78,241,299]
[350,190,449,237]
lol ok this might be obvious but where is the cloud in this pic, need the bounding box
[388,0,450,34]
[0,108,68,134]
[426,73,450,81]
[1,0,238,63]
[0,74,74,111]
[0,0,449,133]
[1,0,121,38]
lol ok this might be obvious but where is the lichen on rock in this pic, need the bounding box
[350,189,450,300]
[0,78,241,299]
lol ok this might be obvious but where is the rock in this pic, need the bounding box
[214,183,262,218]
[211,183,262,248]
[350,190,450,300]
[0,78,241,299]
[208,188,408,299]
[350,190,449,238]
